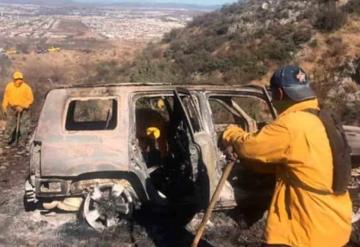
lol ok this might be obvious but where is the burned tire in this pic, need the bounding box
[83,184,134,231]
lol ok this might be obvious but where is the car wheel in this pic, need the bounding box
[83,183,134,231]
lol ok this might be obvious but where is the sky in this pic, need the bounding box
[74,0,238,6]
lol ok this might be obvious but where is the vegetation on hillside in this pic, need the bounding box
[123,0,359,85]
[3,0,358,124]
[115,0,359,124]
[128,0,314,84]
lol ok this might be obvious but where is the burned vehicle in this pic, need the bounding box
[24,83,360,230]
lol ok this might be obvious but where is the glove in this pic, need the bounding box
[222,124,246,146]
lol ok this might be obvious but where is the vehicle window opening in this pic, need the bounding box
[135,95,197,201]
[209,95,273,141]
[180,95,202,133]
[65,98,117,131]
[209,95,275,218]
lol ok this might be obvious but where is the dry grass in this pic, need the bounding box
[0,40,145,117]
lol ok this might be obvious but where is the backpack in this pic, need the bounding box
[300,108,352,195]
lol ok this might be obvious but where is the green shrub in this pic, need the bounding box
[313,4,347,32]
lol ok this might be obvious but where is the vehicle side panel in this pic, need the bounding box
[35,88,130,177]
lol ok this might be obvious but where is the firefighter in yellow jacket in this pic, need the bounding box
[223,65,352,247]
[2,71,34,146]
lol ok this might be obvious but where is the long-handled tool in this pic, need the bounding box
[15,111,21,145]
[191,160,236,247]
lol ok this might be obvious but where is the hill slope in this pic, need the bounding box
[118,0,360,124]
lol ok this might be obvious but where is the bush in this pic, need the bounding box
[203,36,226,53]
[313,4,347,32]
[344,0,360,15]
[223,62,267,84]
[216,23,228,35]
[293,27,312,46]
[341,101,360,125]
[130,57,181,83]
[85,60,127,84]
[257,39,295,62]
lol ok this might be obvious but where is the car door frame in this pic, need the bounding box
[174,87,222,208]
[128,89,218,207]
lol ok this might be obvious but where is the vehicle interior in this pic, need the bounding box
[134,95,200,204]
[208,94,276,220]
[208,95,274,138]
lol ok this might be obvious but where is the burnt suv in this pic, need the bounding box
[24,83,360,231]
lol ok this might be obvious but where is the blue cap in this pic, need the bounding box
[270,65,316,102]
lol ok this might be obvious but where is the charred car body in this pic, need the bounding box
[24,83,360,230]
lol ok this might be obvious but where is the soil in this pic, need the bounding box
[0,129,359,247]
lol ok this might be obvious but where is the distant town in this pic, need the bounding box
[0,3,204,54]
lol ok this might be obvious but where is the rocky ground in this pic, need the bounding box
[0,128,359,247]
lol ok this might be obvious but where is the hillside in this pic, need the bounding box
[119,0,360,124]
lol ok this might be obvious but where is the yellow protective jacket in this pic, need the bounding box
[2,81,34,112]
[223,99,352,247]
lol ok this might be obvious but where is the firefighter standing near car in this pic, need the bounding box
[222,65,352,247]
[2,71,33,146]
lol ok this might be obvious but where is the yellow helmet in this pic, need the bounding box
[146,127,161,140]
[13,71,24,80]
